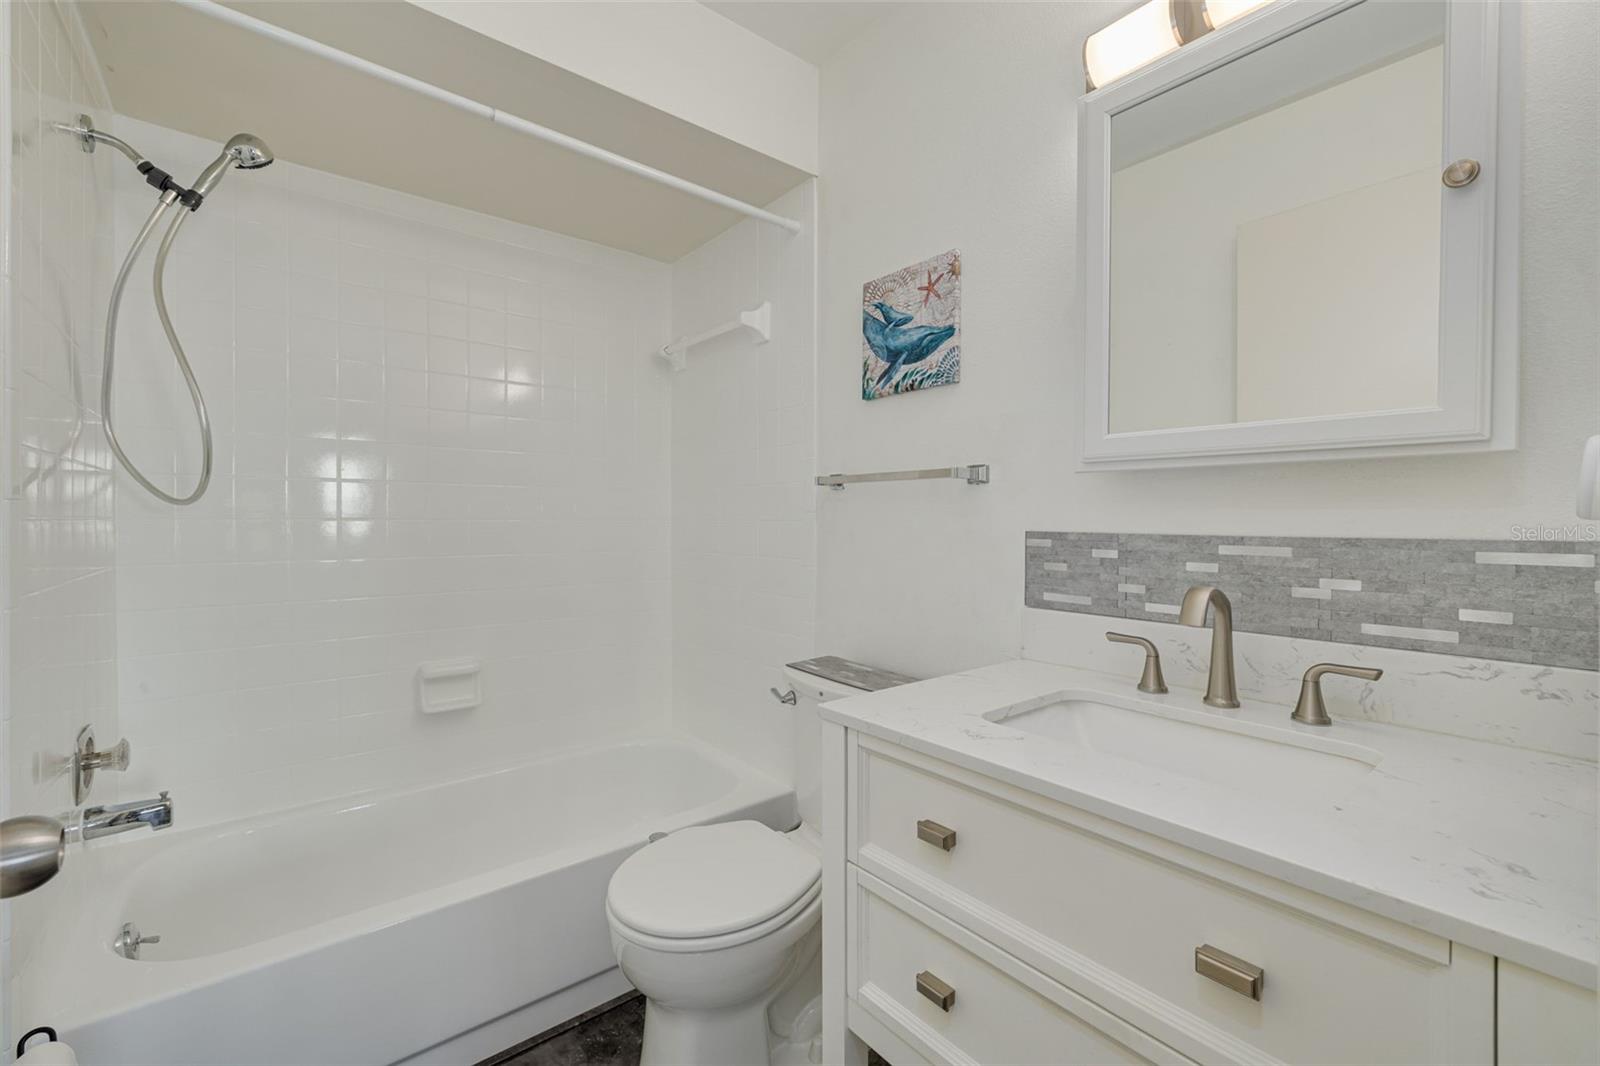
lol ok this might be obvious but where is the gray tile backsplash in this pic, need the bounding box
[1024,533,1600,670]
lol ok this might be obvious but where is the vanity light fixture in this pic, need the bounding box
[1199,0,1275,30]
[1083,0,1275,90]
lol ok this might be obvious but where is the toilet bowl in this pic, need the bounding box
[607,660,909,1065]
[607,821,822,1066]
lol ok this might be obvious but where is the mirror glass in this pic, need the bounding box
[1107,0,1447,434]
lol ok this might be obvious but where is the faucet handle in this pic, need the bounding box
[72,726,132,805]
[87,738,131,772]
[1106,632,1168,694]
[1292,663,1383,726]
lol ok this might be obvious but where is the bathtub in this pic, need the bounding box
[22,736,794,1066]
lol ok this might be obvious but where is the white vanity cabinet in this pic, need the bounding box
[824,730,1499,1066]
[1497,963,1600,1066]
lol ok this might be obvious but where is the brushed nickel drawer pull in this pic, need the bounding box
[916,969,956,1011]
[916,819,957,851]
[1195,944,1263,1001]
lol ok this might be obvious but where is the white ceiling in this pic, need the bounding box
[82,1,812,261]
[703,2,890,66]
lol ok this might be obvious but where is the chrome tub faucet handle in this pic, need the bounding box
[73,725,132,804]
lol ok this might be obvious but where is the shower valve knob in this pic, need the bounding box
[86,738,132,773]
[73,726,132,804]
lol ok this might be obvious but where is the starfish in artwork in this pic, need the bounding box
[917,270,945,306]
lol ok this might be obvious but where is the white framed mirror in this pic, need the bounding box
[1078,0,1520,468]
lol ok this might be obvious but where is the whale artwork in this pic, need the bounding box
[861,249,961,400]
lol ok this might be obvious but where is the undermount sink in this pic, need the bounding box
[987,695,1382,795]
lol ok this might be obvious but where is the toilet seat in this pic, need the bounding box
[607,883,821,954]
[607,821,821,951]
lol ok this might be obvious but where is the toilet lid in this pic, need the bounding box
[607,821,821,940]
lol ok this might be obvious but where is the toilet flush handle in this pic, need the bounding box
[770,688,797,705]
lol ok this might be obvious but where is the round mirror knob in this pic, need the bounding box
[1442,158,1481,188]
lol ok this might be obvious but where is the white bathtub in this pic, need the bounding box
[23,737,794,1065]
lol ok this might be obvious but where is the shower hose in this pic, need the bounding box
[101,190,213,506]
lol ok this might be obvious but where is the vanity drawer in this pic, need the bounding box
[849,866,1190,1066]
[852,738,1492,1065]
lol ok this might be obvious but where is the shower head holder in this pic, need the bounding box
[137,161,205,211]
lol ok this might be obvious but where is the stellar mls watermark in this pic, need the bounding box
[1509,524,1599,542]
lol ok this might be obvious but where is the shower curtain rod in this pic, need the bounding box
[173,0,805,234]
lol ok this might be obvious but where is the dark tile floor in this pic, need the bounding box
[483,994,645,1066]
[480,993,889,1066]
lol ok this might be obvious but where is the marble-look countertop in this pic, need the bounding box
[821,659,1599,989]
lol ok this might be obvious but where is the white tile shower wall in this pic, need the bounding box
[2,0,118,1046]
[108,119,674,828]
[669,183,817,785]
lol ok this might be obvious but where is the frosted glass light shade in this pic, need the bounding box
[1084,0,1183,89]
[1202,0,1275,30]
[1085,0,1279,90]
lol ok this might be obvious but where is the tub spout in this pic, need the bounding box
[74,792,173,842]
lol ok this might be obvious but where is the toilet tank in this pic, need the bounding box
[781,658,918,829]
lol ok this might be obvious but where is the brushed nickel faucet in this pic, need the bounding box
[1178,586,1239,708]
[1291,663,1383,726]
[1105,632,1167,694]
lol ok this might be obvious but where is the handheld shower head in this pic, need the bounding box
[189,133,275,199]
[224,133,273,170]
[100,129,276,507]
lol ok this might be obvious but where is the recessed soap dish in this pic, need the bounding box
[416,659,482,714]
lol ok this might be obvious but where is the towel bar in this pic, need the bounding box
[815,465,989,489]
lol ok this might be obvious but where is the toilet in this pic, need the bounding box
[606,659,912,1066]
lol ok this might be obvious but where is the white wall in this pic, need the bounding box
[107,119,675,828]
[2,0,118,1045]
[669,182,817,787]
[411,0,819,176]
[816,1,1598,681]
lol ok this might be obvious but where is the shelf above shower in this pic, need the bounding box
[79,1,814,260]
